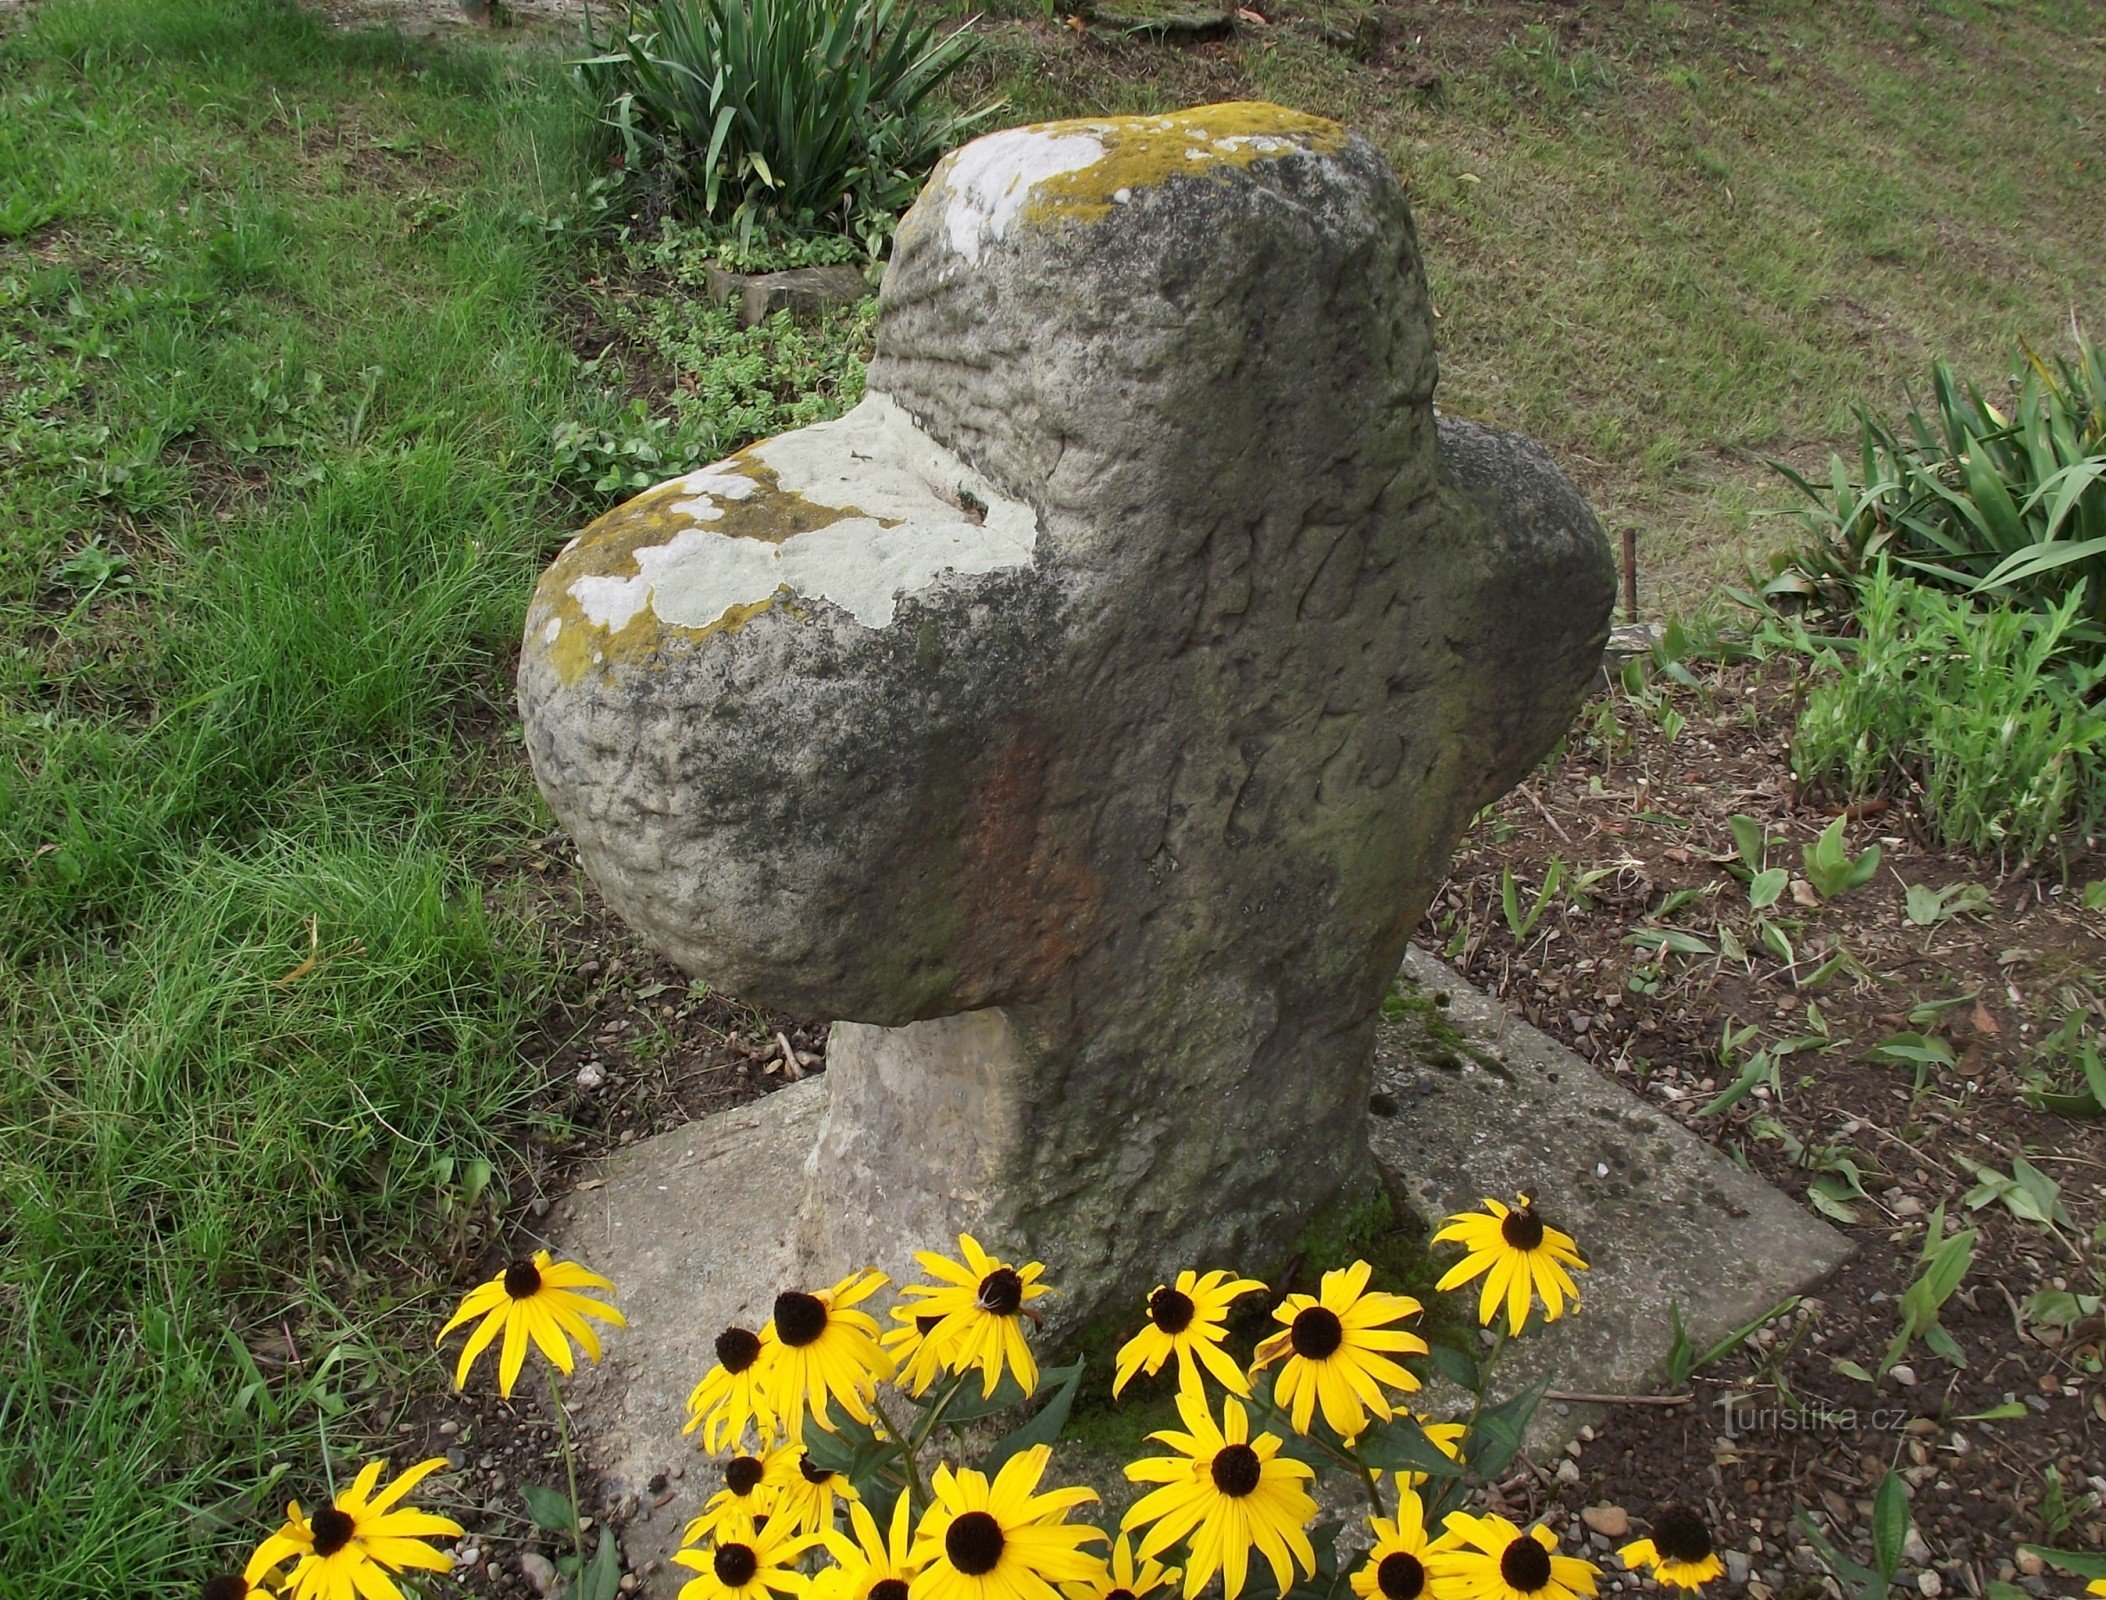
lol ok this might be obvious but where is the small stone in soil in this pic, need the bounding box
[1582,1504,1630,1539]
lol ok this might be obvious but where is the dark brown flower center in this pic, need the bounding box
[977,1268,1024,1315]
[917,1313,946,1335]
[715,1326,762,1373]
[1501,1208,1546,1252]
[309,1505,356,1558]
[503,1259,543,1299]
[1500,1536,1552,1593]
[799,1454,834,1485]
[1149,1287,1196,1335]
[1105,1589,1137,1600]
[1210,1443,1262,1497]
[946,1510,1006,1575]
[724,1456,764,1496]
[1289,1305,1344,1361]
[714,1543,759,1587]
[1377,1553,1427,1600]
[872,1582,911,1600]
[203,1578,250,1600]
[1655,1507,1713,1565]
[775,1290,828,1347]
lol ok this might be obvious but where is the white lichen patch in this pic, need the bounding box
[543,617,562,644]
[662,463,762,522]
[564,395,1038,635]
[943,127,1105,264]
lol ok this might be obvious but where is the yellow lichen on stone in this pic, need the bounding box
[529,452,881,687]
[1022,102,1345,230]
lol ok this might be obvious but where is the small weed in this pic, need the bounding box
[1802,814,1881,899]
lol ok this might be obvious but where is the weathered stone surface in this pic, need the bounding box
[546,951,1848,1596]
[706,264,872,328]
[518,103,1615,1327]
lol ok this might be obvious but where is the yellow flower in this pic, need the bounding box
[1429,1514,1598,1600]
[1431,1196,1586,1337]
[909,1444,1107,1600]
[818,1492,921,1600]
[881,1306,955,1399]
[1063,1532,1180,1600]
[436,1250,625,1397]
[1122,1389,1318,1600]
[1618,1509,1725,1592]
[2086,1582,2106,1599]
[1113,1270,1267,1402]
[896,1236,1050,1399]
[1350,1488,1454,1600]
[244,1457,462,1600]
[761,1270,893,1437]
[1249,1261,1425,1441]
[687,1324,780,1452]
[1390,1423,1464,1494]
[201,1579,273,1600]
[681,1452,777,1546]
[761,1439,861,1535]
[675,1515,825,1600]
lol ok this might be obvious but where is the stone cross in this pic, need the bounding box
[517,103,1614,1328]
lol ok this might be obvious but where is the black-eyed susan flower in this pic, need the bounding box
[674,1516,825,1600]
[1122,1389,1317,1600]
[896,1236,1050,1399]
[762,1440,861,1534]
[761,1270,893,1438]
[201,1579,273,1600]
[1063,1532,1180,1600]
[2088,1583,2106,1600]
[687,1324,780,1452]
[1113,1270,1267,1402]
[1249,1260,1425,1441]
[1618,1508,1725,1592]
[1428,1513,1599,1600]
[818,1492,920,1600]
[1390,1421,1465,1493]
[682,1453,777,1546]
[1349,1488,1454,1600]
[436,1250,625,1397]
[909,1444,1107,1600]
[1431,1196,1587,1337]
[881,1307,955,1399]
[244,1457,463,1600]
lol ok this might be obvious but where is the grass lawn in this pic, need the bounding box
[0,2,596,1589]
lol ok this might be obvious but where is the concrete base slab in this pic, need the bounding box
[1369,948,1852,1441]
[545,950,1850,1593]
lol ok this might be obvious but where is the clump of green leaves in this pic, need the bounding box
[1767,338,2106,651]
[574,0,993,248]
[1881,1202,1976,1374]
[1792,567,2106,859]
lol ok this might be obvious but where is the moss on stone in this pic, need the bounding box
[1016,102,1348,235]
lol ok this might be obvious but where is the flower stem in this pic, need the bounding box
[548,1365,585,1561]
[869,1392,925,1510]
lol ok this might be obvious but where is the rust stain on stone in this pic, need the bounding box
[960,724,1102,999]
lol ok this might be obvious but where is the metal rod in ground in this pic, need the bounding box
[1621,526,1639,623]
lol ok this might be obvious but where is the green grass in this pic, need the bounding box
[958,0,2106,608]
[0,2,603,1590]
